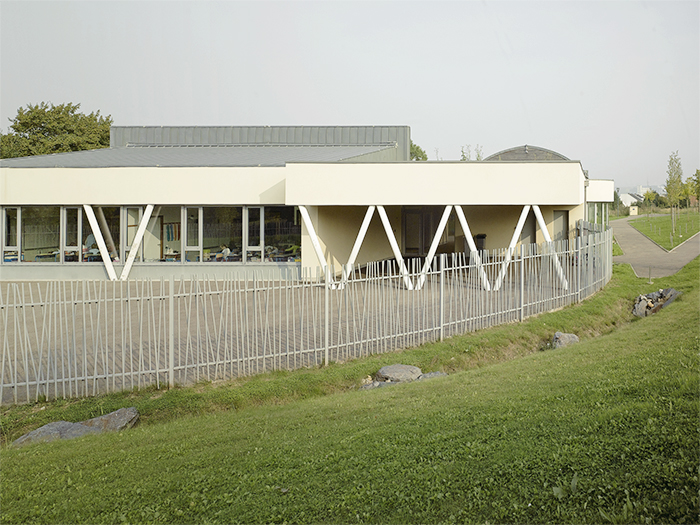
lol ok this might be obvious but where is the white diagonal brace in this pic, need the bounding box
[298,205,330,280]
[415,206,452,290]
[376,206,413,290]
[454,206,491,291]
[532,205,568,290]
[341,205,376,283]
[120,205,154,281]
[493,205,531,291]
[83,205,118,281]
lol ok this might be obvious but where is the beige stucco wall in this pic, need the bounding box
[586,179,615,203]
[0,167,287,205]
[286,162,586,206]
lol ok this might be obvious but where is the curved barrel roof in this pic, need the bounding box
[484,145,570,162]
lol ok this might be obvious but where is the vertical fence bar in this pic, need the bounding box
[439,254,445,341]
[324,266,330,366]
[519,244,524,321]
[168,275,174,388]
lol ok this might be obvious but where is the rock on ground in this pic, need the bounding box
[552,332,579,349]
[632,288,682,318]
[12,407,139,448]
[416,371,448,381]
[376,364,423,382]
[361,365,447,390]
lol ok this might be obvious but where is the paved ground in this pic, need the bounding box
[612,216,700,278]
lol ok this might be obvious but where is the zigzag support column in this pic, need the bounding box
[83,205,118,281]
[341,205,376,284]
[532,205,569,290]
[493,205,531,291]
[454,206,491,291]
[415,206,452,290]
[376,206,413,290]
[120,204,154,281]
[298,206,330,282]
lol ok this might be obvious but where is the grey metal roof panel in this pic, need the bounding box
[0,144,397,168]
[109,125,411,160]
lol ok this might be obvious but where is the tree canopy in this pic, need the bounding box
[1,102,112,159]
[691,169,700,202]
[410,140,427,161]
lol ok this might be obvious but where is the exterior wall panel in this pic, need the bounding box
[286,162,586,206]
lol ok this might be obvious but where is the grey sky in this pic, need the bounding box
[1,0,697,190]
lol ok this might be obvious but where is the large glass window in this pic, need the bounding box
[143,206,181,262]
[63,207,81,262]
[22,207,60,262]
[3,208,19,262]
[202,207,243,261]
[184,207,201,262]
[83,206,120,263]
[246,207,263,262]
[82,211,100,262]
[264,206,301,261]
[1,205,302,265]
[123,207,142,262]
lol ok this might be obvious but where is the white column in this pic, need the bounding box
[454,206,491,291]
[376,206,413,290]
[532,205,568,290]
[83,205,117,281]
[493,205,531,291]
[298,205,329,277]
[342,205,376,282]
[119,205,154,281]
[415,206,452,290]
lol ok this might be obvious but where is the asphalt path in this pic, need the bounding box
[612,216,700,278]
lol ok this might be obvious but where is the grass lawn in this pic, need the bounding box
[612,236,623,256]
[629,209,700,250]
[1,258,698,524]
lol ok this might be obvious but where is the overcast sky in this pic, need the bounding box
[1,0,697,190]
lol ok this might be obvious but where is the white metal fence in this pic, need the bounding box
[1,226,612,405]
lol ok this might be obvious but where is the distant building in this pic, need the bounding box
[620,193,644,207]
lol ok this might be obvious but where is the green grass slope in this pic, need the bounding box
[1,259,698,524]
[629,209,700,250]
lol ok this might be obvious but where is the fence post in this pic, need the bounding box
[439,254,444,341]
[168,275,174,388]
[577,223,582,303]
[324,265,330,366]
[520,244,525,321]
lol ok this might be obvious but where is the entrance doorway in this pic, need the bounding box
[552,210,569,242]
[402,207,437,257]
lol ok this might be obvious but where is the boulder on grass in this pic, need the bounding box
[80,407,139,432]
[632,288,682,318]
[376,364,422,383]
[12,407,139,448]
[552,332,579,349]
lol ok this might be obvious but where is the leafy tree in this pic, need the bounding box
[410,140,427,161]
[691,169,700,211]
[664,151,683,232]
[1,102,112,159]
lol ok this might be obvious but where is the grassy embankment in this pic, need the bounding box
[629,209,700,250]
[1,258,698,524]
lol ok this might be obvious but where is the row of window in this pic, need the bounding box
[587,202,609,226]
[1,206,302,264]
